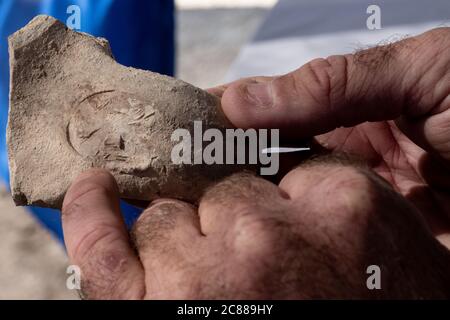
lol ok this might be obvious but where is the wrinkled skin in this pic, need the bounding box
[62,28,450,299]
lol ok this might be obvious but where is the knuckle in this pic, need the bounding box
[303,166,389,244]
[324,55,349,100]
[131,202,179,251]
[232,207,288,257]
[324,55,355,125]
[303,57,333,96]
[274,56,349,126]
[202,172,277,205]
[321,166,375,217]
[274,58,333,108]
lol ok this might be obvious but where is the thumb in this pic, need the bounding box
[62,169,145,299]
[221,28,449,139]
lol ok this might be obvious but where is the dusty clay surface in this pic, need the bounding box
[8,15,244,209]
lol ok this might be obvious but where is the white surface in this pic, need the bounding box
[227,21,449,80]
[177,7,268,88]
[176,0,278,9]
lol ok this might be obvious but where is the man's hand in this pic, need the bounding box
[213,27,450,247]
[62,28,450,299]
[63,166,450,299]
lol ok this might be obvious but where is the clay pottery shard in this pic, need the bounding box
[8,15,250,209]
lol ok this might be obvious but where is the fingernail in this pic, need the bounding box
[148,198,182,210]
[245,82,273,108]
[150,198,175,206]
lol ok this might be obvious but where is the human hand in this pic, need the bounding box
[212,28,450,248]
[62,163,450,299]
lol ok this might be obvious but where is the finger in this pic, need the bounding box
[131,199,202,272]
[62,169,145,300]
[396,110,450,160]
[278,154,376,200]
[207,76,273,98]
[221,28,450,138]
[198,172,289,235]
[131,199,203,298]
[206,85,228,98]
